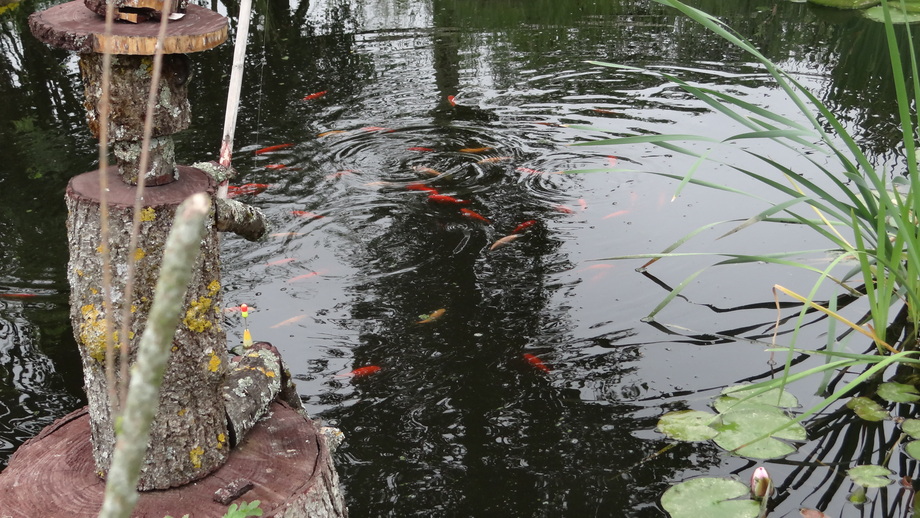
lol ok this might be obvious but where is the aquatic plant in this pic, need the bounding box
[573,0,920,514]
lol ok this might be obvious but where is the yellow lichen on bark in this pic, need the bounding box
[79,304,119,362]
[189,446,204,469]
[183,296,213,332]
[140,207,156,222]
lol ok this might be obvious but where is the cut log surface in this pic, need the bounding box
[0,402,349,518]
[29,1,227,54]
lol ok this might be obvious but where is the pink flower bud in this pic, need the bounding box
[750,466,772,499]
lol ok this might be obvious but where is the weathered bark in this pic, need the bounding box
[216,197,269,241]
[84,0,190,23]
[66,165,230,490]
[28,1,227,55]
[0,403,349,517]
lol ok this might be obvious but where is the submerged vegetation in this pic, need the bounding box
[576,0,920,515]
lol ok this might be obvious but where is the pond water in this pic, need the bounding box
[0,0,911,516]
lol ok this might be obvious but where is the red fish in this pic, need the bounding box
[447,95,457,106]
[523,353,550,373]
[291,210,324,219]
[0,293,37,298]
[515,167,542,174]
[265,164,287,169]
[406,183,439,194]
[578,198,588,211]
[271,315,306,328]
[340,365,381,377]
[428,194,470,205]
[606,155,618,166]
[555,204,575,214]
[603,210,629,219]
[460,147,492,153]
[512,220,537,234]
[408,147,435,152]
[361,126,394,133]
[412,166,443,176]
[227,183,269,198]
[476,156,513,165]
[265,258,295,266]
[417,309,446,324]
[303,90,328,100]
[288,271,321,282]
[460,208,490,223]
[254,143,293,155]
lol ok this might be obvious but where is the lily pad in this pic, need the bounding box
[713,407,806,459]
[657,410,720,441]
[808,0,880,8]
[865,5,920,21]
[715,385,798,413]
[848,465,894,488]
[660,477,760,518]
[877,381,920,403]
[846,397,889,421]
[904,440,920,461]
[903,418,920,438]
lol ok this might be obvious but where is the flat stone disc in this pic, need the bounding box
[29,1,227,54]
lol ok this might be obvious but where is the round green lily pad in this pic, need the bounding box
[878,381,920,403]
[848,465,893,488]
[846,397,890,421]
[865,5,920,21]
[660,477,760,518]
[904,440,920,461]
[715,385,798,413]
[657,410,720,442]
[903,418,920,438]
[713,407,806,459]
[808,0,880,8]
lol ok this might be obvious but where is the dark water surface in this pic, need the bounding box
[0,0,909,516]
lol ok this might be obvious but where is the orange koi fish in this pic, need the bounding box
[489,234,522,251]
[361,126,394,133]
[603,210,629,219]
[459,147,492,153]
[417,308,446,324]
[554,204,575,214]
[606,155,618,166]
[265,164,287,169]
[254,143,293,155]
[339,365,381,377]
[408,147,435,152]
[318,130,348,137]
[291,210,324,219]
[270,315,306,328]
[0,293,37,298]
[476,156,513,164]
[523,353,550,373]
[460,208,490,223]
[406,183,439,194]
[447,95,457,106]
[512,220,537,234]
[265,257,295,266]
[593,108,617,115]
[288,271,321,282]
[227,183,270,198]
[223,305,250,313]
[303,90,328,100]
[412,166,443,176]
[270,232,305,238]
[578,198,588,211]
[428,194,470,205]
[515,167,542,174]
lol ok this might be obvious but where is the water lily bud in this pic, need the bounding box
[751,466,772,499]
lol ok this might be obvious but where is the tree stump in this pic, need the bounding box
[0,402,348,517]
[67,165,231,490]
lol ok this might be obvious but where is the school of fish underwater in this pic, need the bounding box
[0,0,905,516]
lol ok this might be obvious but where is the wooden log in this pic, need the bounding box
[0,402,349,517]
[28,1,227,55]
[66,165,231,490]
[84,0,191,22]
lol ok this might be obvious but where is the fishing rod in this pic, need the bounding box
[217,0,254,197]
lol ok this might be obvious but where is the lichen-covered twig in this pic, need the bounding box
[98,193,210,518]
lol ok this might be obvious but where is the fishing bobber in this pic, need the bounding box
[28,0,226,185]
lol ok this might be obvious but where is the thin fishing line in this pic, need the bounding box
[253,7,269,154]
